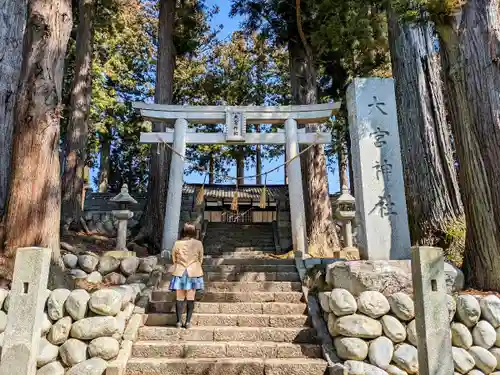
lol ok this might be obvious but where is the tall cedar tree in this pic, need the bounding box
[290,1,340,256]
[387,11,464,246]
[61,0,95,228]
[427,0,500,289]
[0,0,27,218]
[137,0,176,251]
[2,0,73,275]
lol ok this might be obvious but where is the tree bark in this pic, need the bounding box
[61,0,94,227]
[256,125,262,184]
[137,0,175,252]
[209,152,215,184]
[288,38,341,257]
[387,11,464,246]
[98,132,111,192]
[435,0,500,290]
[0,0,27,217]
[236,148,245,185]
[2,0,73,273]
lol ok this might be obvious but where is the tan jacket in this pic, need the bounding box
[171,238,204,277]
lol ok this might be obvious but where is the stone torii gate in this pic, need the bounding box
[132,102,338,256]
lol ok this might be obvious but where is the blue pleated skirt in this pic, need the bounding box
[169,270,204,291]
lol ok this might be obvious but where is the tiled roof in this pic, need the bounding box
[185,184,288,201]
[84,184,341,211]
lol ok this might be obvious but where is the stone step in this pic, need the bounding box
[143,313,310,327]
[126,357,328,375]
[138,326,318,343]
[204,281,302,293]
[204,247,276,253]
[152,291,304,303]
[204,253,278,259]
[132,341,322,359]
[149,301,307,315]
[202,258,294,266]
[202,265,297,273]
[163,272,299,282]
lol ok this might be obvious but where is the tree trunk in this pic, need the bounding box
[2,0,73,275]
[256,125,262,184]
[209,153,215,184]
[0,0,27,217]
[98,132,111,192]
[435,0,500,290]
[137,0,175,252]
[337,129,349,190]
[61,0,94,227]
[289,38,341,257]
[236,148,245,185]
[387,11,464,246]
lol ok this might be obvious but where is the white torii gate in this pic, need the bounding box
[133,102,339,256]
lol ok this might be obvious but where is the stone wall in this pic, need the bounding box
[313,261,500,375]
[0,253,161,375]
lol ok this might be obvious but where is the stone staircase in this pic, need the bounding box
[126,223,328,375]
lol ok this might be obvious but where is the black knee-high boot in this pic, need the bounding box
[175,300,185,327]
[185,300,195,327]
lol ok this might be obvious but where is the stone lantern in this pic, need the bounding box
[110,184,137,253]
[335,185,358,257]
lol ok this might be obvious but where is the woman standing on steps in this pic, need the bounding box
[169,222,204,329]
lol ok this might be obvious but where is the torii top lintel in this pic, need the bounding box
[132,102,340,125]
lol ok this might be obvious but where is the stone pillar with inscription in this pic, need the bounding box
[346,78,411,260]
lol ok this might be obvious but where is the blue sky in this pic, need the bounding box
[184,0,341,191]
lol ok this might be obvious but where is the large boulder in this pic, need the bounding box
[89,289,122,316]
[388,293,415,321]
[369,336,394,369]
[326,260,464,296]
[451,322,473,349]
[472,320,497,349]
[120,257,140,276]
[480,295,500,328]
[393,344,418,374]
[452,347,475,374]
[381,315,406,343]
[37,338,59,368]
[47,289,71,320]
[334,337,368,361]
[318,292,332,313]
[357,291,390,319]
[65,289,90,321]
[343,360,389,375]
[66,358,107,375]
[63,253,78,269]
[406,320,418,347]
[88,337,120,360]
[456,295,481,328]
[469,346,498,374]
[326,261,413,296]
[78,253,100,273]
[70,316,119,340]
[329,289,357,316]
[334,314,382,339]
[59,338,88,366]
[98,256,121,275]
[40,313,52,336]
[47,316,72,345]
[37,361,65,375]
[138,256,158,273]
[103,272,126,285]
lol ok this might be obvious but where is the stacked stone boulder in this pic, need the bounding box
[63,252,161,288]
[319,287,500,375]
[0,253,161,375]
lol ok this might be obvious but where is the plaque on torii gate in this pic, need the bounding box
[132,102,339,256]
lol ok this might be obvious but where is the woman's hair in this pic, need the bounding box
[181,222,197,239]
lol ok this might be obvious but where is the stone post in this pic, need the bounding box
[110,184,137,251]
[346,78,411,260]
[411,246,454,375]
[284,118,307,256]
[162,118,188,256]
[0,247,52,375]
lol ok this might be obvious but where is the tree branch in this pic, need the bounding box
[295,0,313,59]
